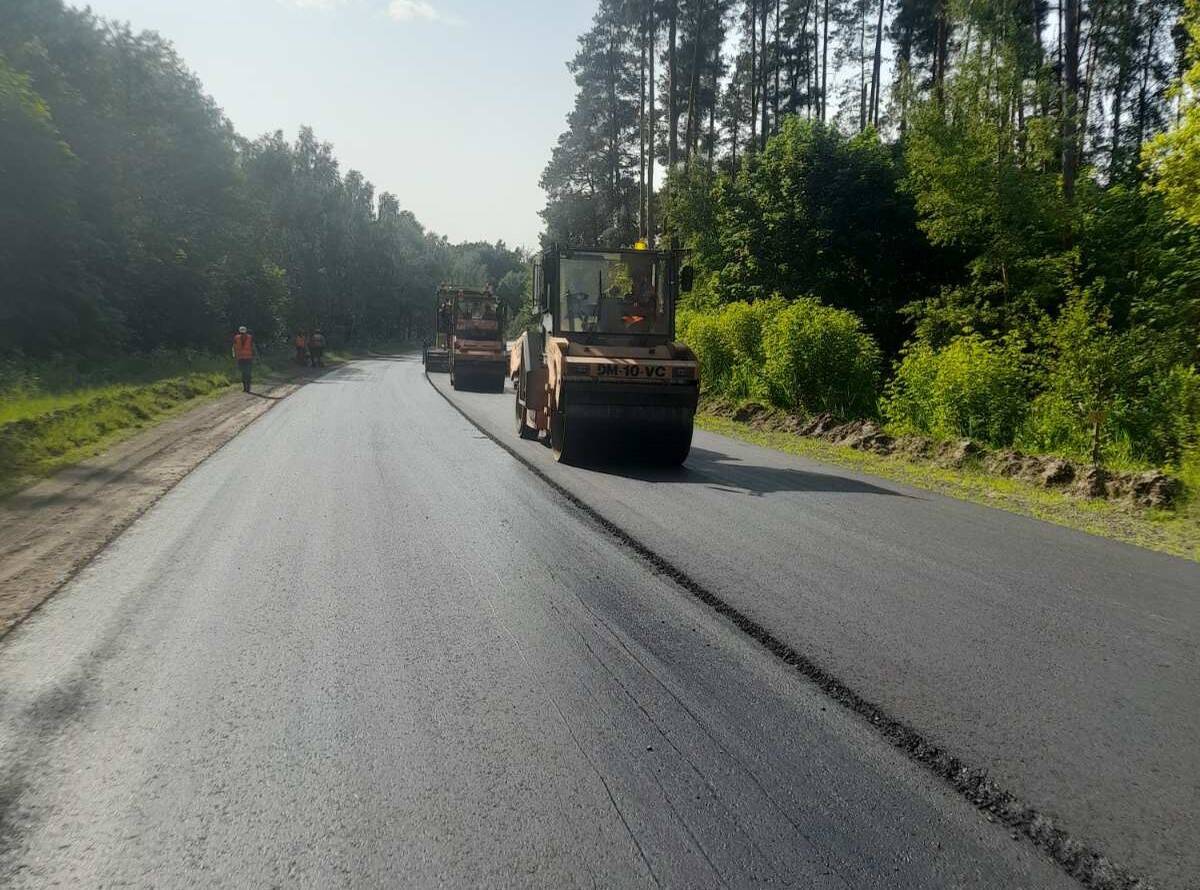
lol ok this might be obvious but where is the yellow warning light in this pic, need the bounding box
[633,239,649,251]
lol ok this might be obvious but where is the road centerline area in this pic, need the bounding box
[429,363,1200,890]
[0,358,1078,889]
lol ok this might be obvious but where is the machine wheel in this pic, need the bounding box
[656,421,694,466]
[550,401,571,462]
[515,393,538,440]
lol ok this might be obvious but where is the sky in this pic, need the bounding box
[77,0,599,250]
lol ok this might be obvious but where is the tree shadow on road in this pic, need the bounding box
[585,446,916,499]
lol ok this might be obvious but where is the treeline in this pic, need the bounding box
[0,0,525,358]
[544,0,1200,469]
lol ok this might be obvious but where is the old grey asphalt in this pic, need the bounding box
[0,357,1074,888]
[431,366,1200,890]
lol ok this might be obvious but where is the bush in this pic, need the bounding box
[885,335,1030,444]
[678,309,732,395]
[1017,293,1200,467]
[1144,365,1200,465]
[681,297,881,417]
[760,298,883,417]
[716,299,779,400]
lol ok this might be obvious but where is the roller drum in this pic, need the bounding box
[552,391,695,466]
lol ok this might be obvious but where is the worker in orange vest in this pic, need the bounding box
[293,331,308,365]
[232,326,255,393]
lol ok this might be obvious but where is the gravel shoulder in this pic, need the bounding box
[0,379,304,638]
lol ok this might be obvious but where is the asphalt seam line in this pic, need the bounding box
[425,369,1153,890]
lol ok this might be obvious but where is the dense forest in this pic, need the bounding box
[543,0,1200,470]
[0,0,526,358]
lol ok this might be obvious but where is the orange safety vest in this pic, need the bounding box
[234,333,254,360]
[294,334,307,348]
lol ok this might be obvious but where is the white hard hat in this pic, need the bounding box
[238,326,248,334]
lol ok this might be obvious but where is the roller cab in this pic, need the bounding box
[511,244,699,465]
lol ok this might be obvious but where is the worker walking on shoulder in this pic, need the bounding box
[233,326,255,393]
[309,329,326,368]
[293,331,308,365]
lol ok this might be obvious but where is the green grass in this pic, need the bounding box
[0,347,358,498]
[0,351,300,498]
[697,414,1200,563]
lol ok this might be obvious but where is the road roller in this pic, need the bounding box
[510,243,699,465]
[445,285,507,392]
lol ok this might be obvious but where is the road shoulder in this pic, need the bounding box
[0,377,306,638]
[695,412,1199,561]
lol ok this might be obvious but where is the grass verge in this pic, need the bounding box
[0,351,332,498]
[697,413,1200,562]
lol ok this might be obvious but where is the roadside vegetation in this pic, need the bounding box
[542,0,1200,541]
[0,353,266,497]
[698,413,1200,561]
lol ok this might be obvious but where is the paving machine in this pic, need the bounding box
[422,292,451,373]
[446,285,507,392]
[510,243,699,465]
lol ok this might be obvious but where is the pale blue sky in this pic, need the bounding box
[78,0,598,249]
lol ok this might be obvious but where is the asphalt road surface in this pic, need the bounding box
[0,357,1078,889]
[431,366,1200,890]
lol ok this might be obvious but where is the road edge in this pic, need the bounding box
[0,373,316,645]
[424,368,1152,890]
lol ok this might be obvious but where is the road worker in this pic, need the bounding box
[309,329,326,368]
[293,331,308,365]
[232,326,255,393]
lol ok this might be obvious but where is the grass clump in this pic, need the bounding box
[0,351,257,496]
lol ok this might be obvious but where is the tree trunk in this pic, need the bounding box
[731,69,740,169]
[760,0,770,147]
[639,10,647,240]
[648,1,657,247]
[821,0,830,121]
[686,0,706,164]
[860,0,868,131]
[750,0,759,149]
[933,0,949,106]
[1134,4,1162,159]
[800,0,813,118]
[1109,0,1134,173]
[708,38,719,168]
[1062,0,1081,204]
[773,0,782,133]
[1080,0,1106,171]
[897,15,912,134]
[608,30,620,225]
[668,0,679,176]
[870,0,885,127]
